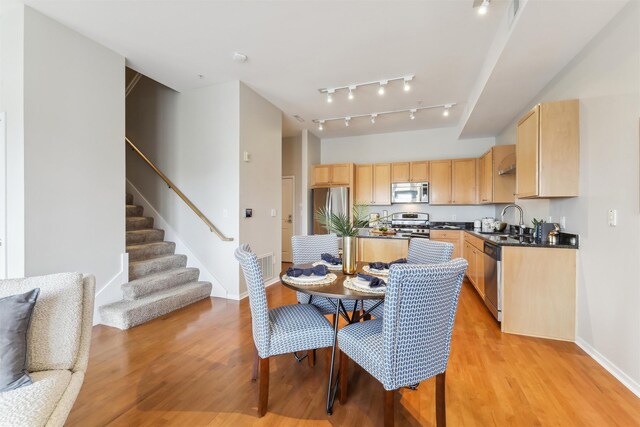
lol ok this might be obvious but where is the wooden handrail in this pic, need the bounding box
[126,137,234,242]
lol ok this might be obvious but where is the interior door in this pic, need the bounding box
[281,177,294,262]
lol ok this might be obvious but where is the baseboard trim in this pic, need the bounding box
[229,277,280,301]
[575,337,640,398]
[93,252,128,325]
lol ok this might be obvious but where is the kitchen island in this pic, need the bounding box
[356,228,409,262]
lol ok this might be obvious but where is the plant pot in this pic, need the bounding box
[342,236,357,275]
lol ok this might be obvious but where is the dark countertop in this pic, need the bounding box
[357,229,410,240]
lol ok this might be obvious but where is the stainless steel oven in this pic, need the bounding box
[391,182,429,204]
[483,241,501,321]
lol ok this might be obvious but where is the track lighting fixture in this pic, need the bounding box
[312,103,455,130]
[318,75,414,102]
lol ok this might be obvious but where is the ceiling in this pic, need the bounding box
[23,0,629,139]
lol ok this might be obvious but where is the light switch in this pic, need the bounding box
[270,208,277,217]
[243,151,251,162]
[607,209,617,226]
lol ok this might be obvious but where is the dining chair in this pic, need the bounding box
[338,259,468,427]
[364,239,455,319]
[235,244,334,417]
[291,234,357,314]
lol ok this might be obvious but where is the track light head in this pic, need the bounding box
[478,0,490,15]
[326,89,335,104]
[443,104,452,117]
[378,81,387,96]
[409,109,416,120]
[318,120,325,131]
[345,117,351,127]
[370,114,377,124]
[348,86,355,100]
[403,76,413,92]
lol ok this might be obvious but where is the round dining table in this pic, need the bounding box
[279,262,385,415]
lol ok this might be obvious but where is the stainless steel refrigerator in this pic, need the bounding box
[311,187,349,235]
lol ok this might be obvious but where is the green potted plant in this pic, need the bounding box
[314,204,368,274]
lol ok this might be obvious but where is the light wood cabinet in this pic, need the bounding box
[430,159,477,205]
[312,163,353,187]
[357,238,409,263]
[452,158,477,204]
[463,232,485,297]
[479,145,516,204]
[430,230,462,259]
[391,161,430,183]
[429,160,452,204]
[501,246,576,341]
[355,163,391,205]
[516,100,579,198]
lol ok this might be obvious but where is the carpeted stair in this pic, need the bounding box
[99,193,212,329]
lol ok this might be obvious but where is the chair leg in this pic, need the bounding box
[339,350,349,404]
[308,349,316,367]
[436,372,446,427]
[257,357,269,417]
[251,345,259,382]
[384,389,395,427]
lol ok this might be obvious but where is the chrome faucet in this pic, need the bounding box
[501,204,525,234]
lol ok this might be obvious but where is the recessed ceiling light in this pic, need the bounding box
[232,52,248,63]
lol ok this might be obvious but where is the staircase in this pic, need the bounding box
[99,193,212,329]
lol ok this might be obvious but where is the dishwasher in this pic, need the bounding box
[483,241,502,321]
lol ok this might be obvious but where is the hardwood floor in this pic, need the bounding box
[68,279,640,426]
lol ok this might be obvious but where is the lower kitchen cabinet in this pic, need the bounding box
[463,233,485,297]
[429,230,462,259]
[357,238,408,263]
[501,246,576,341]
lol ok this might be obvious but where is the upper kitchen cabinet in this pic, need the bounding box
[355,163,391,205]
[391,161,430,183]
[312,163,353,187]
[479,145,516,204]
[430,159,477,205]
[516,100,579,198]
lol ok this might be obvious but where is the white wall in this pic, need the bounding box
[3,7,126,308]
[321,127,497,221]
[303,130,322,234]
[0,1,25,277]
[126,77,240,298]
[239,82,282,294]
[282,134,302,236]
[496,2,640,394]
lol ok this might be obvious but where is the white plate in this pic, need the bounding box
[313,261,342,270]
[362,265,389,276]
[290,274,328,283]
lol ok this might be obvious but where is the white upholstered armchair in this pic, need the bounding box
[0,273,95,427]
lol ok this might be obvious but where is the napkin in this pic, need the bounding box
[368,258,407,270]
[321,253,342,265]
[356,273,386,288]
[287,264,329,278]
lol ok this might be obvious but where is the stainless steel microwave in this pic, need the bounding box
[391,182,429,204]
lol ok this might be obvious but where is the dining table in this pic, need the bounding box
[279,261,386,415]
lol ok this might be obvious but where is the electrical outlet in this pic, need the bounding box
[560,216,566,229]
[608,209,617,226]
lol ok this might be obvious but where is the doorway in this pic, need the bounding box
[281,177,294,263]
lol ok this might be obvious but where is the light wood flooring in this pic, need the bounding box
[68,278,640,426]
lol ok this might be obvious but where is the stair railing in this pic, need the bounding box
[126,137,234,242]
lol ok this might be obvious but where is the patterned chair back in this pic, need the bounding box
[291,234,339,264]
[235,244,270,356]
[382,259,468,390]
[407,239,454,264]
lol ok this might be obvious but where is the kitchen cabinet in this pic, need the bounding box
[516,100,579,198]
[391,161,430,183]
[357,238,408,263]
[430,159,477,205]
[429,160,452,204]
[355,163,391,205]
[479,145,516,204]
[429,230,462,259]
[463,233,485,297]
[312,163,353,187]
[501,246,576,341]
